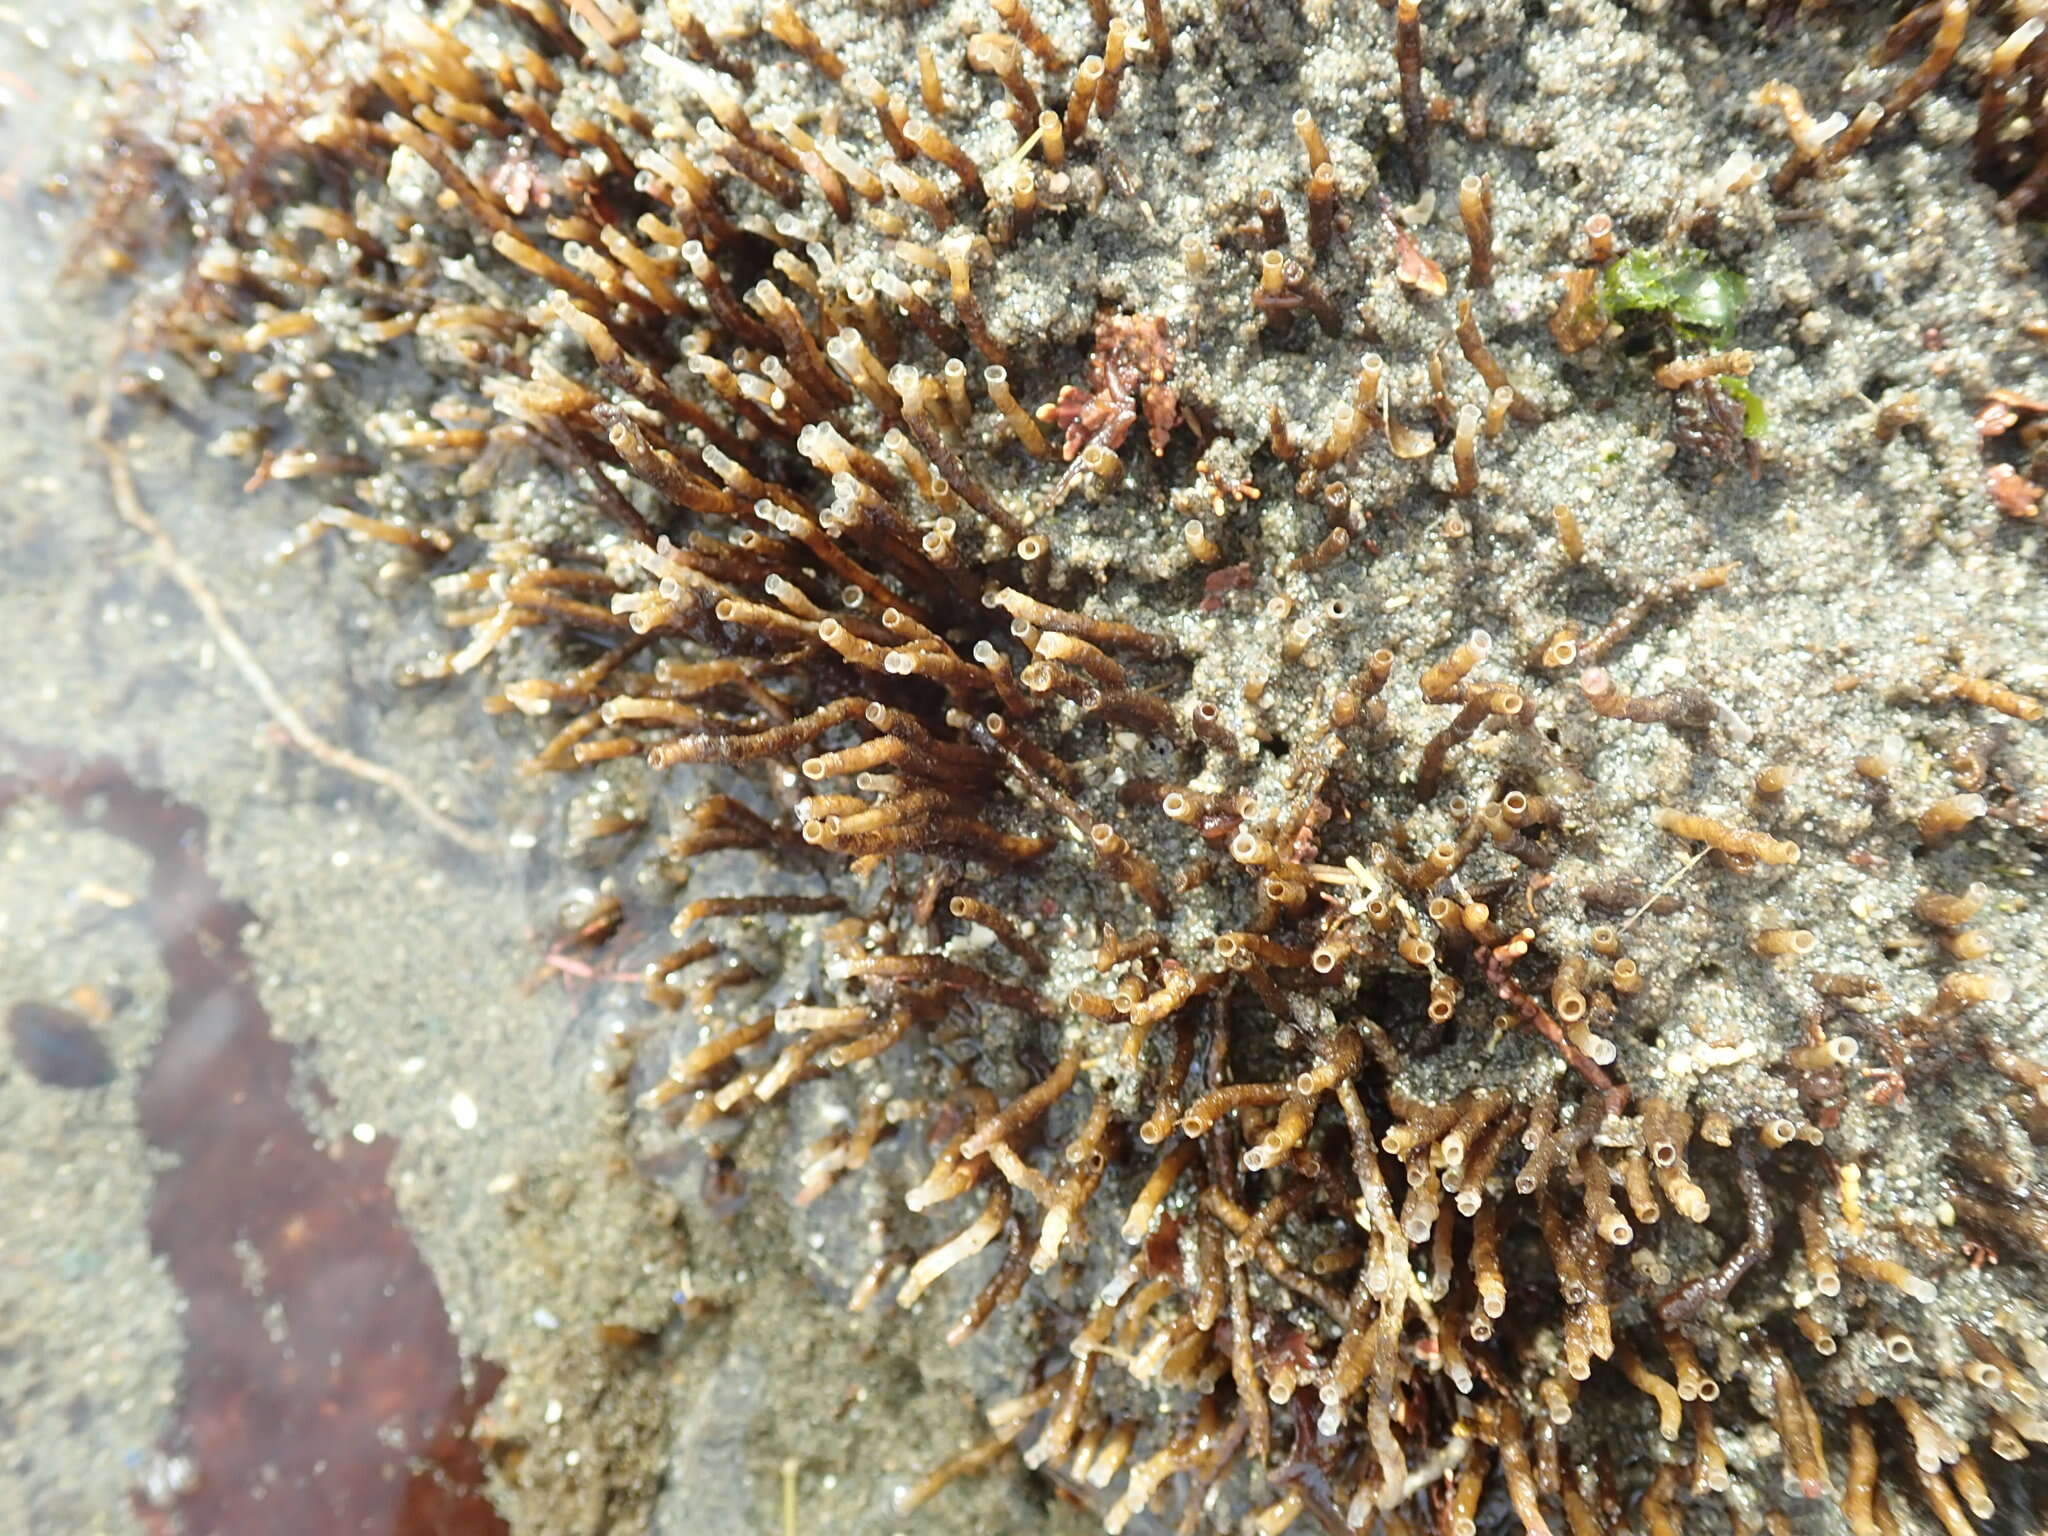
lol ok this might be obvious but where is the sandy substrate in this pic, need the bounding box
[5,2,2048,1535]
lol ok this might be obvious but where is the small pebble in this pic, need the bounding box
[8,999,117,1089]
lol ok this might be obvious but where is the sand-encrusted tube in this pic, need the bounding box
[1458,174,1493,287]
[1653,807,1799,866]
[897,1184,1010,1306]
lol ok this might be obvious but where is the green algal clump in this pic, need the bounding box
[1600,249,1749,345]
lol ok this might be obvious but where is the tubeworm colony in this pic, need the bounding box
[86,1,2048,1533]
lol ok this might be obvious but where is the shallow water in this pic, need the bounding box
[1,13,545,1529]
[0,9,1080,1534]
